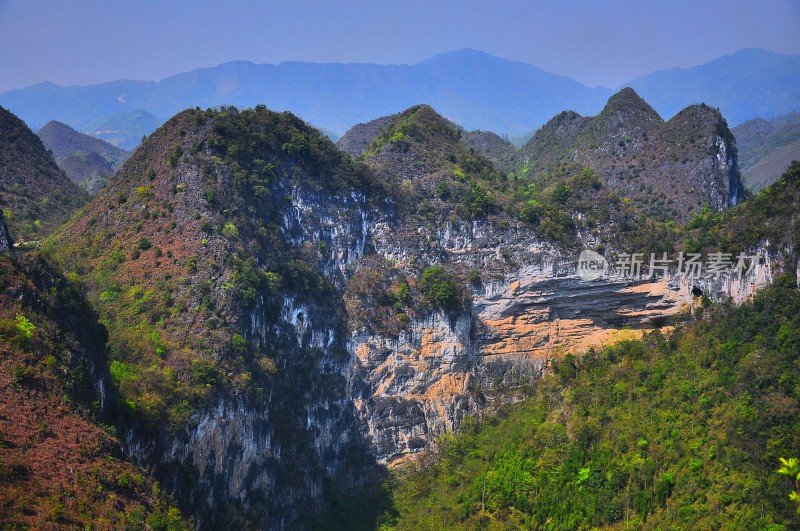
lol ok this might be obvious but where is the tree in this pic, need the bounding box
[418,266,459,311]
[778,457,800,513]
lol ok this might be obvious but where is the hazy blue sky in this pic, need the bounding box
[1,0,798,93]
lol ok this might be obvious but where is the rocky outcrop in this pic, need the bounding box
[521,89,747,221]
[0,211,11,251]
[352,216,780,466]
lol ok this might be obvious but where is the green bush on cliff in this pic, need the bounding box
[418,266,467,312]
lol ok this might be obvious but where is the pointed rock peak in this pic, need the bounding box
[523,110,588,152]
[666,103,731,137]
[671,102,723,120]
[406,103,454,124]
[337,114,396,157]
[387,104,461,142]
[356,105,464,160]
[340,105,462,159]
[666,103,736,147]
[38,120,73,134]
[601,87,662,120]
[542,110,587,131]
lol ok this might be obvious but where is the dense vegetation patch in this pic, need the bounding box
[345,258,471,335]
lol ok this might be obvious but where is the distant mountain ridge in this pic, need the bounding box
[0,49,610,144]
[629,48,800,126]
[732,111,800,192]
[2,48,797,150]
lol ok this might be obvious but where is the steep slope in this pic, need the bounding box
[38,120,130,194]
[0,106,89,241]
[521,89,746,221]
[629,48,800,125]
[733,112,800,192]
[0,251,188,528]
[45,103,790,529]
[49,105,391,528]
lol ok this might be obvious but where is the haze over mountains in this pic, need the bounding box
[1,48,798,150]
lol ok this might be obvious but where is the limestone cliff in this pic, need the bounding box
[48,104,793,529]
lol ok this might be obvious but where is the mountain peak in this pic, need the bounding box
[603,87,660,116]
[38,119,72,133]
[362,105,462,158]
[591,87,663,135]
[37,119,130,194]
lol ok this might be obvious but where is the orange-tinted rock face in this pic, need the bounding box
[350,218,777,465]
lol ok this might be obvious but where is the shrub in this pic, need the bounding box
[231,334,248,353]
[15,314,35,339]
[221,222,239,239]
[418,266,462,311]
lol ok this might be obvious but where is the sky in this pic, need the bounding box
[0,0,798,93]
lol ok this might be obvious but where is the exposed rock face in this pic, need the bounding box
[350,217,779,466]
[521,88,747,221]
[0,211,12,251]
[51,105,782,529]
